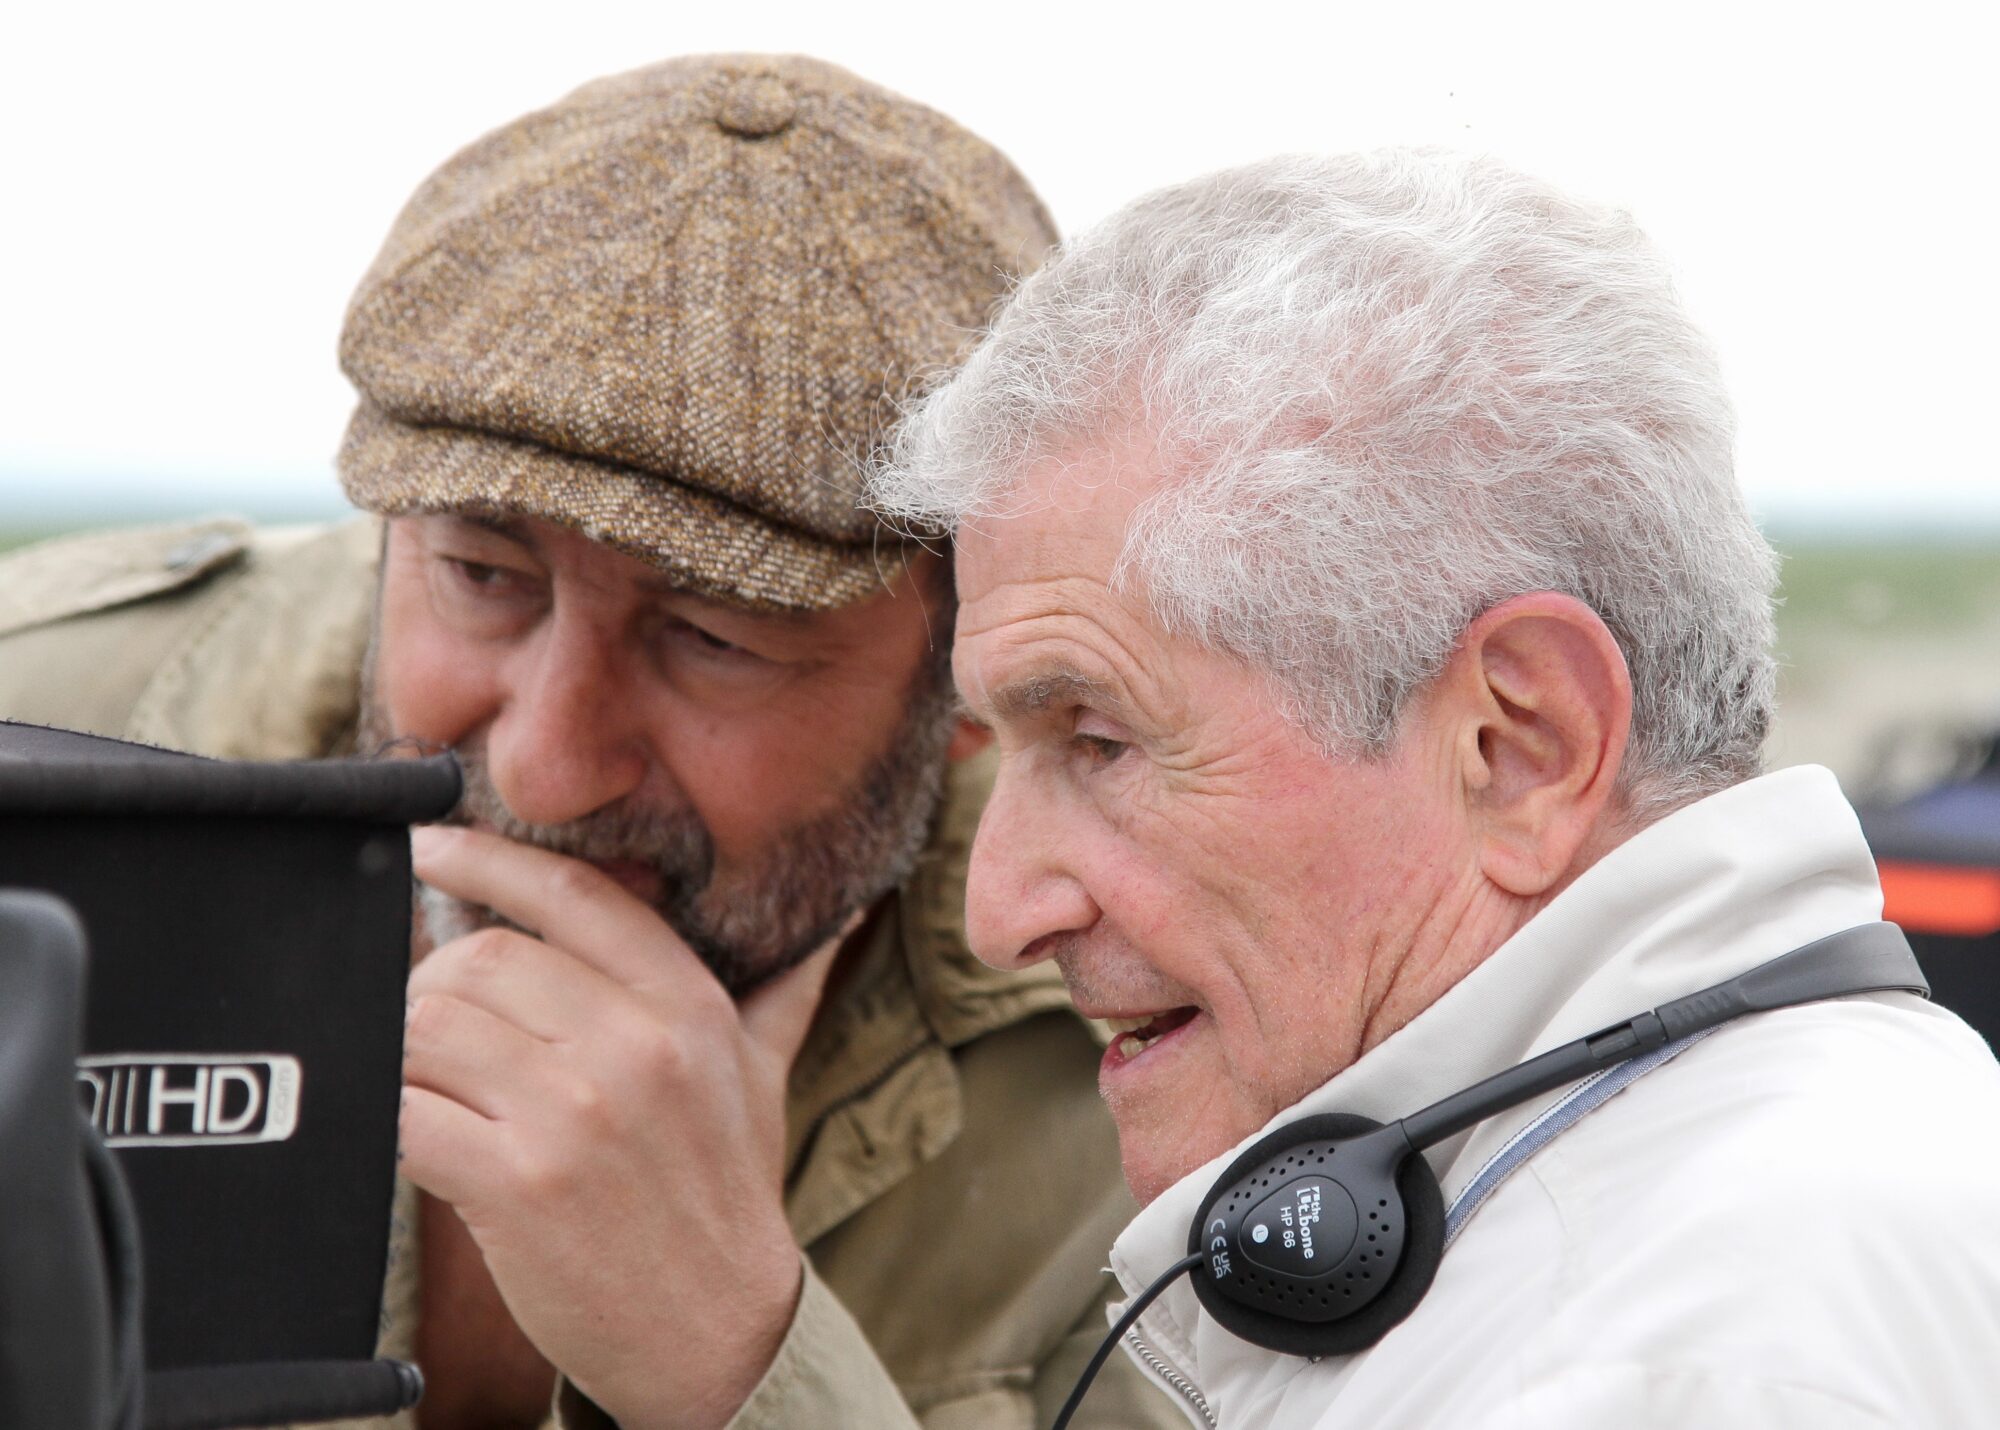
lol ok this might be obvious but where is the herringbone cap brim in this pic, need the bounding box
[337,53,1055,610]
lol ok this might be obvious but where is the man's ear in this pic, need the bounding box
[1437,593,1632,898]
[946,717,993,763]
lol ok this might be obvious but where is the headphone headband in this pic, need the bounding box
[1398,920,1927,1152]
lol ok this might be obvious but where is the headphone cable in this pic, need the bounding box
[1052,1251,1204,1430]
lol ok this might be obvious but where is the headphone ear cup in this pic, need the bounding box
[1332,1143,1445,1354]
[1188,1115,1447,1358]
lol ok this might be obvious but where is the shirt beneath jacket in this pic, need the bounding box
[1107,765,2000,1429]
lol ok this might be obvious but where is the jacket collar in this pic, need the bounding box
[1107,765,1883,1378]
[898,747,1080,1047]
[781,746,1078,1244]
[130,518,381,760]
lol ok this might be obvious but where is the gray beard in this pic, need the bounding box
[361,664,958,997]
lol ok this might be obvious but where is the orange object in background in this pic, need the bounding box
[1858,752,1999,1048]
[1879,861,2000,937]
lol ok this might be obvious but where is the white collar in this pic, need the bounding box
[1106,764,1882,1373]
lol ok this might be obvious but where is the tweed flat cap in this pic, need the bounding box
[338,54,1055,610]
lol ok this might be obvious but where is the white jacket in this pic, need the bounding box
[1107,766,2000,1428]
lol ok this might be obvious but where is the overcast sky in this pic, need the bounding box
[3,1,1993,530]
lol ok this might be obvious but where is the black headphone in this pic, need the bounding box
[1054,922,1927,1428]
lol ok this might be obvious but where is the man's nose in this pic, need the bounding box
[485,618,649,826]
[964,763,1098,971]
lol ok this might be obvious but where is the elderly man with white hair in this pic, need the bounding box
[870,151,2000,1428]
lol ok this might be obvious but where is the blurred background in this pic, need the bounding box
[4,0,1995,798]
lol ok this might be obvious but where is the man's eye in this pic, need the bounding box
[446,558,532,594]
[1075,733,1130,765]
[667,618,752,658]
[689,625,744,654]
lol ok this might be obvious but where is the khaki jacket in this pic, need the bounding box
[0,517,1180,1430]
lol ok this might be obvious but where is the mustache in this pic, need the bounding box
[1052,935,1203,1015]
[442,745,715,899]
[363,644,960,995]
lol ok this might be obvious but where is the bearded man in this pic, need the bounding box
[870,151,2000,1427]
[0,56,1180,1430]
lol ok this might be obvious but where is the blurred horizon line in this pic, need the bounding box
[5,469,2000,543]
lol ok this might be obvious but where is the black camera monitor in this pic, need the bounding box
[0,721,458,1416]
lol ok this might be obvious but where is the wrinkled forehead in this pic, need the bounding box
[951,442,1164,610]
[949,448,1193,726]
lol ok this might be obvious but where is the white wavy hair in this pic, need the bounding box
[871,150,1778,817]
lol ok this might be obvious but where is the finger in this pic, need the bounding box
[739,914,860,1068]
[409,925,629,1042]
[413,825,704,993]
[399,1083,501,1209]
[404,991,551,1121]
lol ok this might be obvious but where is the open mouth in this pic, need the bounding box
[1102,1006,1200,1066]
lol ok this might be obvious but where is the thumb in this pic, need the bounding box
[739,911,863,1067]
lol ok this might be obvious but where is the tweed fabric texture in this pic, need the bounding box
[338,53,1055,610]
